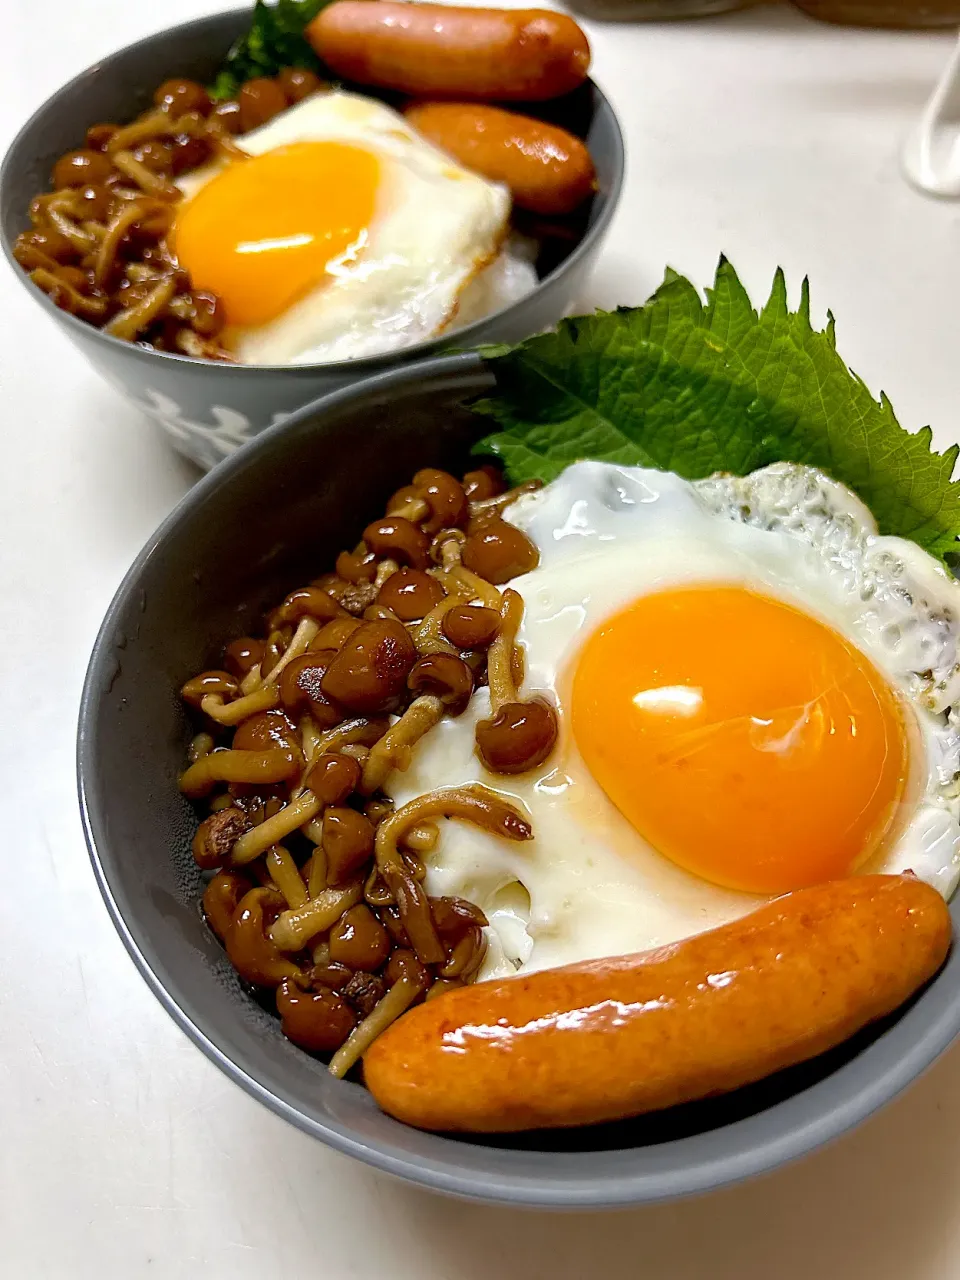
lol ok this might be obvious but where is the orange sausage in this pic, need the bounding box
[364,875,951,1132]
[405,102,596,215]
[307,3,591,102]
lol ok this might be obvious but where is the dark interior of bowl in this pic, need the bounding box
[79,354,960,1207]
[1,9,612,289]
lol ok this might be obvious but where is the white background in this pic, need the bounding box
[4,2,960,1275]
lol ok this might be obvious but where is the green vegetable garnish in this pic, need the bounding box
[211,0,331,101]
[473,258,960,564]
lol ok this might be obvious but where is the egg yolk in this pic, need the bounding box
[174,141,379,327]
[571,586,911,895]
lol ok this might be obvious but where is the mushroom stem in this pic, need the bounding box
[327,975,423,1079]
[178,747,298,798]
[468,478,542,519]
[268,881,363,950]
[266,845,309,909]
[487,588,524,712]
[231,793,322,865]
[199,684,279,725]
[375,784,532,878]
[360,695,444,794]
[260,616,320,686]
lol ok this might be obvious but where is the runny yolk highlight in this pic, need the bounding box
[571,586,911,895]
[173,141,379,327]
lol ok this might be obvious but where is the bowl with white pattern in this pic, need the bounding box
[0,9,624,470]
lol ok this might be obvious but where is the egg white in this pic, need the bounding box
[387,462,960,981]
[176,91,519,364]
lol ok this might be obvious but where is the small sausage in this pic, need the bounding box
[308,3,590,103]
[363,875,951,1132]
[405,102,596,215]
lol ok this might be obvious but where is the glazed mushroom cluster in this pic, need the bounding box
[12,72,324,357]
[179,463,559,1077]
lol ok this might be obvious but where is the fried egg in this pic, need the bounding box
[174,91,523,364]
[387,462,960,980]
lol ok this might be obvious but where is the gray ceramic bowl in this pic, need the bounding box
[0,10,623,471]
[77,351,960,1207]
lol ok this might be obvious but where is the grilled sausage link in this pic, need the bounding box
[405,102,596,214]
[363,875,952,1132]
[308,3,591,102]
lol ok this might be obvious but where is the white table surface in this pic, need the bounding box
[4,2,960,1275]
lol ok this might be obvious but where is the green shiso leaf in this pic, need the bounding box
[210,0,330,101]
[472,258,960,563]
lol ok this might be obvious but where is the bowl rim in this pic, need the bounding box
[77,351,960,1207]
[0,7,625,379]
